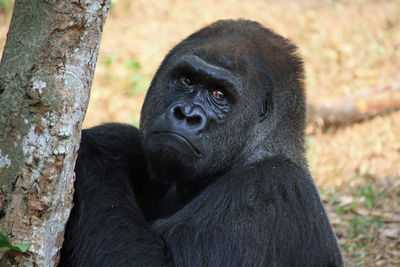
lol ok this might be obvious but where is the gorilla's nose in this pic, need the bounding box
[169,103,206,132]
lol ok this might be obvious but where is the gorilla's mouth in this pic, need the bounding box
[152,131,201,156]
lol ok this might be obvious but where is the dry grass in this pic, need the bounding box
[0,0,399,265]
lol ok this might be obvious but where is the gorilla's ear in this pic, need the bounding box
[258,92,273,122]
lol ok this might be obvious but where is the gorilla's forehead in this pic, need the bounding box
[195,36,255,71]
[169,34,260,74]
[158,31,286,98]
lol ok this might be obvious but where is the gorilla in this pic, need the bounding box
[60,19,343,266]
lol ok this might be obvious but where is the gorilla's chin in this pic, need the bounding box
[150,132,201,157]
[144,134,206,181]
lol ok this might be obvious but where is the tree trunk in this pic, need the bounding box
[0,0,110,266]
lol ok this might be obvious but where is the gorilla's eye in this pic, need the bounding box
[212,90,225,99]
[180,75,193,86]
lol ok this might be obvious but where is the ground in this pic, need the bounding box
[0,0,399,265]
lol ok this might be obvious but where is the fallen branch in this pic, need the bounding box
[306,82,400,127]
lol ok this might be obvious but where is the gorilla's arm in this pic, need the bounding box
[153,160,343,267]
[61,124,342,266]
[60,124,172,266]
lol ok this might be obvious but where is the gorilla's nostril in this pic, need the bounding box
[186,115,202,125]
[173,105,203,126]
[173,106,185,120]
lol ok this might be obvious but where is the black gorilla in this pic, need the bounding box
[60,19,343,266]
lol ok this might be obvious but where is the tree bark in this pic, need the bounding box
[0,0,110,266]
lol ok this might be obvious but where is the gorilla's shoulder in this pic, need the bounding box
[257,158,320,201]
[242,158,315,190]
[80,123,142,158]
[245,157,306,176]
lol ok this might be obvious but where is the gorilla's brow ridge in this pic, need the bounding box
[174,55,239,89]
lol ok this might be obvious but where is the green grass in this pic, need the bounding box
[321,174,400,265]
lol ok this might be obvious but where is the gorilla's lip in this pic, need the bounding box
[152,131,201,156]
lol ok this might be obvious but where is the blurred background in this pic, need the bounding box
[1,0,399,265]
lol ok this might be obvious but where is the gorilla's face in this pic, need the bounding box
[140,25,286,182]
[141,50,264,182]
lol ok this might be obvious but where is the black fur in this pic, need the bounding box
[60,19,343,266]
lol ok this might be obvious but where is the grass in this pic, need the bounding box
[322,174,400,265]
[0,0,13,12]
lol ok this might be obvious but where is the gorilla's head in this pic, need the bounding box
[140,19,306,182]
